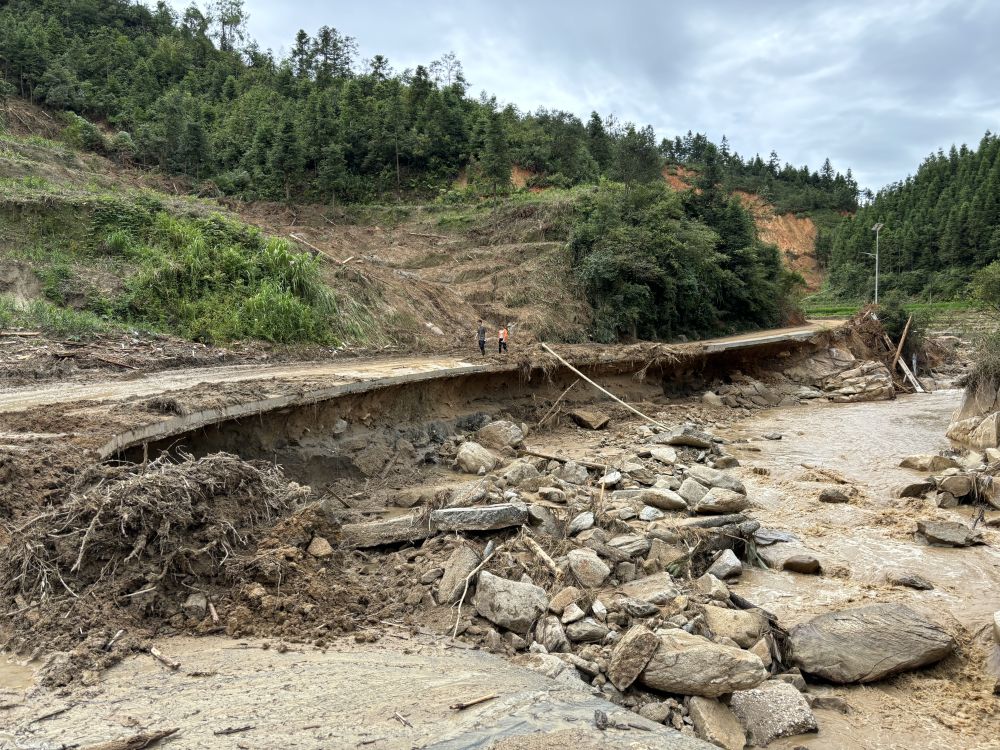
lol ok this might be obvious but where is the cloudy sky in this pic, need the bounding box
[180,0,1000,190]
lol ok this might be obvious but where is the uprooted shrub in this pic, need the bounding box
[0,452,311,672]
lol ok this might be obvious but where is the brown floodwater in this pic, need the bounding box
[728,390,1000,750]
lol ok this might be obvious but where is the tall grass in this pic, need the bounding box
[0,294,111,337]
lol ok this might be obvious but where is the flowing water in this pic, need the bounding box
[728,390,1000,749]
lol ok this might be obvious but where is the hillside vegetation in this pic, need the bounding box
[0,0,862,347]
[828,133,1000,301]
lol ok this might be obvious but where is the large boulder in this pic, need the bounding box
[686,465,746,495]
[900,454,961,472]
[430,503,528,532]
[567,548,611,588]
[688,697,746,750]
[788,603,955,683]
[659,424,715,448]
[639,629,768,697]
[607,625,660,690]
[473,572,548,634]
[728,680,818,746]
[476,420,525,450]
[824,361,894,402]
[456,441,498,474]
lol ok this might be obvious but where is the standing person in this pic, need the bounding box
[476,319,487,356]
[498,323,509,354]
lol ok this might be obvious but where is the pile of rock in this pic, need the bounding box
[332,417,958,747]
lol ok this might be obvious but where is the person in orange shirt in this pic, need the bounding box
[498,324,509,354]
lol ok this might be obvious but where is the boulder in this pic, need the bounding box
[886,570,934,590]
[608,625,660,691]
[686,465,747,494]
[702,604,768,648]
[640,629,767,697]
[340,513,431,548]
[567,548,611,588]
[936,474,973,497]
[615,572,678,605]
[537,487,567,503]
[502,460,540,486]
[635,488,687,511]
[183,592,208,619]
[661,424,715,448]
[694,573,730,601]
[547,586,582,615]
[900,454,961,472]
[639,505,665,521]
[695,488,749,514]
[565,617,608,643]
[707,549,743,579]
[536,615,570,653]
[554,461,589,485]
[569,409,610,430]
[437,545,481,604]
[688,697,747,750]
[650,446,678,465]
[895,480,935,498]
[607,534,652,557]
[476,420,525,450]
[560,602,586,624]
[430,503,528,532]
[598,470,622,487]
[970,412,1000,449]
[788,603,955,683]
[456,441,498,474]
[473,572,548,635]
[818,487,850,504]
[647,538,688,571]
[567,511,595,535]
[728,680,818,746]
[679,478,710,506]
[782,554,822,574]
[917,519,984,547]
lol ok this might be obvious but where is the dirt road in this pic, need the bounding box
[0,321,841,415]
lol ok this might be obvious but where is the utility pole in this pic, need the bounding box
[871,222,884,305]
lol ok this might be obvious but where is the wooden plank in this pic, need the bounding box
[891,315,912,372]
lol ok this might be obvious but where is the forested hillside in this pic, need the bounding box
[828,133,1000,300]
[0,0,860,344]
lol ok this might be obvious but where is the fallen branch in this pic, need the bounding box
[451,543,503,639]
[891,314,913,372]
[449,694,499,710]
[520,448,607,471]
[288,233,354,265]
[213,725,255,736]
[522,535,561,580]
[0,331,42,337]
[148,646,180,670]
[208,602,219,624]
[391,711,412,728]
[81,728,179,750]
[536,379,579,428]
[881,333,924,392]
[539,343,669,429]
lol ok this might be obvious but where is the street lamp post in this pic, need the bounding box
[871,222,884,305]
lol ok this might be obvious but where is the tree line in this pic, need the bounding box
[828,133,1000,300]
[0,0,857,211]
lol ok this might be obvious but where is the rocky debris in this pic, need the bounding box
[536,615,570,653]
[632,488,687,510]
[694,573,730,601]
[763,432,782,440]
[306,536,334,558]
[818,487,850,504]
[824,361,894,403]
[538,487,567,503]
[948,412,1000,449]
[455,441,498,474]
[430,503,529,532]
[702,604,768,648]
[661,424,715,448]
[886,570,934,590]
[502,460,540,486]
[476,420,525,450]
[567,548,611,588]
[706,549,742,580]
[688,697,746,750]
[782,554,822,574]
[570,409,610,430]
[937,474,973,498]
[598,470,622,487]
[561,602,586,623]
[900,454,961,472]
[438,545,482,604]
[806,695,853,714]
[728,680,818,746]
[916,519,984,547]
[640,629,768,697]
[607,534,651,557]
[788,603,955,683]
[686,465,747,495]
[607,625,660,690]
[639,505,664,521]
[473,572,548,635]
[695,488,749,515]
[616,573,678,605]
[650,446,679,464]
[994,611,1000,645]
[757,542,821,572]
